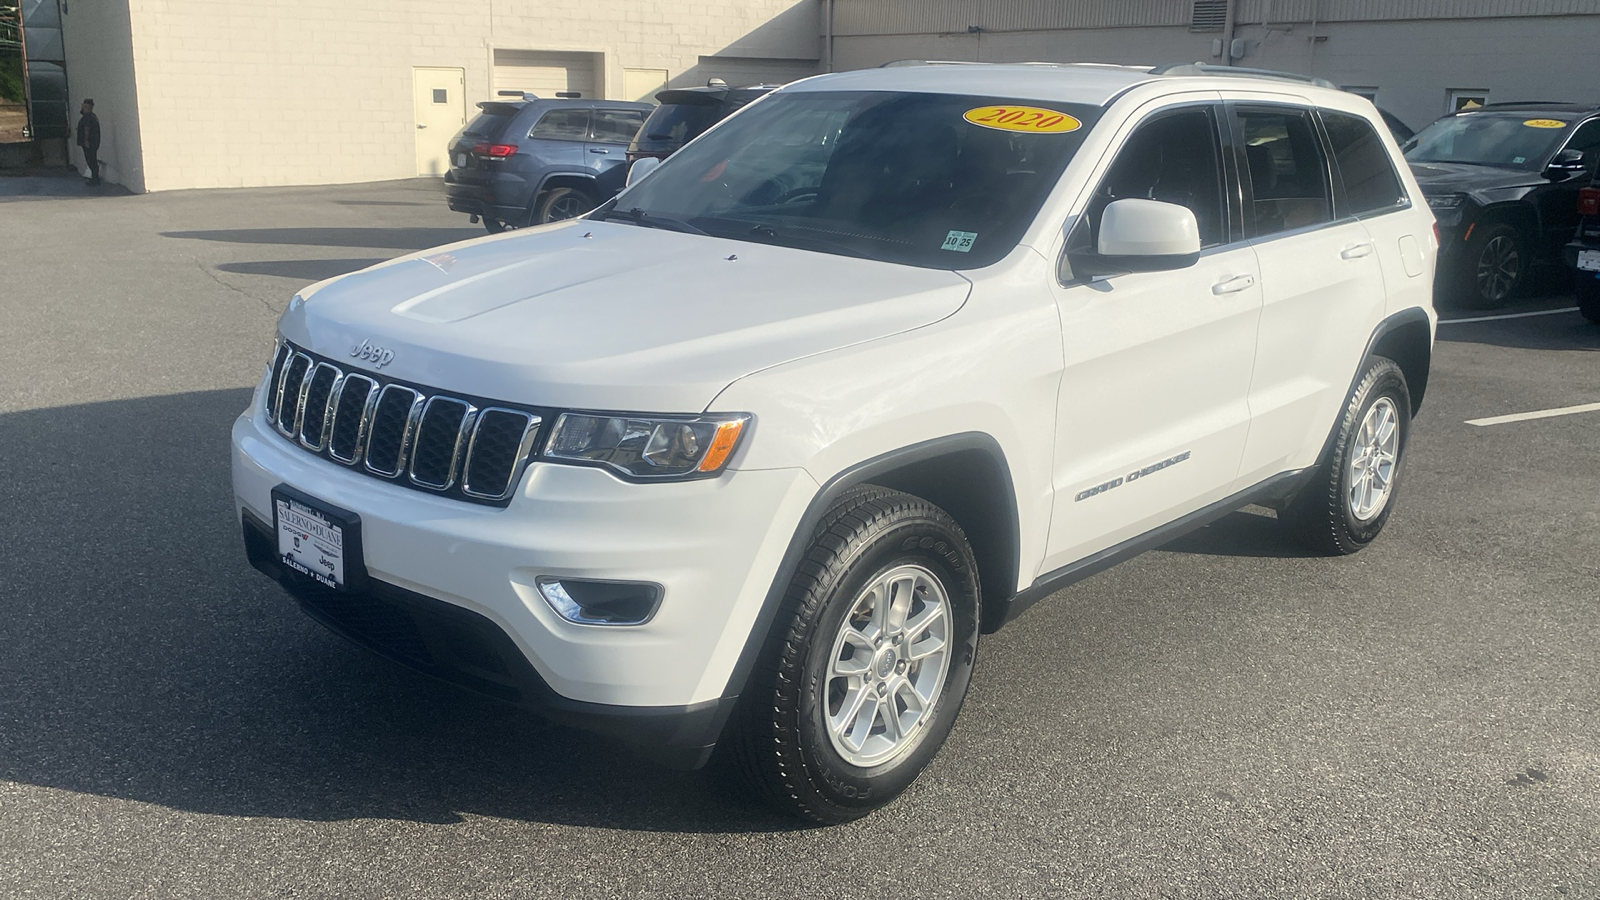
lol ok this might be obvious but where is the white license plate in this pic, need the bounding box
[1578,249,1600,272]
[276,496,346,590]
[454,153,466,167]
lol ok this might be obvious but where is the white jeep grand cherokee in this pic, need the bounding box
[233,63,1437,823]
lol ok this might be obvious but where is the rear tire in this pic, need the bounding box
[1576,271,1600,325]
[535,186,598,225]
[722,485,980,824]
[1281,357,1412,556]
[482,216,510,234]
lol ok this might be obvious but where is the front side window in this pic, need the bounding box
[1085,106,1227,249]
[603,90,1101,268]
[592,109,646,144]
[529,109,590,141]
[1321,111,1407,217]
[1237,107,1332,237]
[1404,113,1572,171]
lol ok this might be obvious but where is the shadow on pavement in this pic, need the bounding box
[1158,508,1319,559]
[1436,308,1600,352]
[0,389,796,834]
[216,259,389,282]
[161,227,480,251]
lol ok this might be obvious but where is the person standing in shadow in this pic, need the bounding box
[76,99,102,187]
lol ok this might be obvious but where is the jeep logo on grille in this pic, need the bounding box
[350,340,395,369]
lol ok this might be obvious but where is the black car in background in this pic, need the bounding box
[1565,179,1600,323]
[626,82,778,166]
[1404,102,1600,308]
[444,97,652,233]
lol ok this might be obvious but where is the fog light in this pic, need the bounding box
[536,577,663,626]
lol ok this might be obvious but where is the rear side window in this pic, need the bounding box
[591,109,646,144]
[1322,111,1407,217]
[530,109,590,141]
[1237,107,1332,237]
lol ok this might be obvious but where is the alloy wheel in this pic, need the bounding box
[1346,396,1400,521]
[1475,234,1520,304]
[823,564,952,768]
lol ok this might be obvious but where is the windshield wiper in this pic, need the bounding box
[746,223,877,261]
[596,207,709,236]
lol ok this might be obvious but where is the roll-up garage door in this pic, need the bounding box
[695,56,818,88]
[493,49,601,100]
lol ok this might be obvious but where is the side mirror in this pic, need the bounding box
[625,156,661,187]
[1546,148,1587,180]
[1069,198,1202,277]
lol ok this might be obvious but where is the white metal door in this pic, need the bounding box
[413,67,465,176]
[1042,102,1261,572]
[1229,103,1391,484]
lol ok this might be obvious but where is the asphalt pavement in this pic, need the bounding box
[1,177,1597,899]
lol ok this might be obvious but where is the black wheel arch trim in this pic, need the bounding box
[717,433,1023,707]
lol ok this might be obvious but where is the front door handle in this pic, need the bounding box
[589,148,609,154]
[1212,273,1256,295]
[1340,242,1375,259]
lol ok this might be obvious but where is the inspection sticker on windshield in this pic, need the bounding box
[1524,118,1566,128]
[942,230,978,253]
[963,106,1082,134]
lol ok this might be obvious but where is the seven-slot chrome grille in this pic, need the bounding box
[265,340,545,506]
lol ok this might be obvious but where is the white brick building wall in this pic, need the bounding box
[61,0,820,192]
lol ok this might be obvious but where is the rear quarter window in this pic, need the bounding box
[1322,111,1408,217]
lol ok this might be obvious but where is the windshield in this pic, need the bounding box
[1404,113,1571,171]
[602,90,1101,268]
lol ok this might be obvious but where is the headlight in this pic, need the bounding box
[1426,194,1465,210]
[545,412,751,480]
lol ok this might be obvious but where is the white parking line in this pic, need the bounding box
[1437,306,1578,325]
[1466,401,1600,427]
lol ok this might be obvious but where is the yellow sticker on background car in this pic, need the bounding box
[963,106,1082,134]
[1523,118,1566,128]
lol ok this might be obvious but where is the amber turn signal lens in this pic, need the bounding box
[697,419,747,472]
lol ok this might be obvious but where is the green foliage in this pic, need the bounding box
[0,52,23,105]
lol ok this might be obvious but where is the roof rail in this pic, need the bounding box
[879,59,990,67]
[1151,63,1338,90]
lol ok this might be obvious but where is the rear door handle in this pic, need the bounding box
[589,148,609,154]
[1211,274,1256,295]
[1340,242,1375,259]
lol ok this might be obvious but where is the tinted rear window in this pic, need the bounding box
[636,102,721,149]
[1322,111,1407,216]
[464,110,512,138]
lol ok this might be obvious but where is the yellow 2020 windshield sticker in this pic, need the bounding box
[964,106,1082,134]
[1524,118,1566,128]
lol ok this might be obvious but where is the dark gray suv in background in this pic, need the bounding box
[444,97,652,233]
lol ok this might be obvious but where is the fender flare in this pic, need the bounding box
[715,433,1021,707]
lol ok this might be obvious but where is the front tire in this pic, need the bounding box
[724,486,980,824]
[1281,357,1412,555]
[1454,222,1525,310]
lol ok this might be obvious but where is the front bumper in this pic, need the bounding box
[231,393,818,762]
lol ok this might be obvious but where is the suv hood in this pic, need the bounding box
[280,220,972,412]
[1408,160,1545,195]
